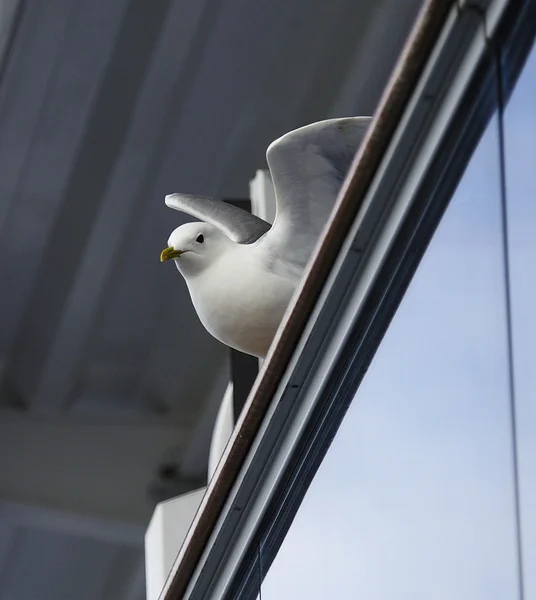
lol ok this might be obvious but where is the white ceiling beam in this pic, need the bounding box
[0,500,144,547]
[0,413,190,524]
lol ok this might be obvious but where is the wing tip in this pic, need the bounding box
[165,193,181,209]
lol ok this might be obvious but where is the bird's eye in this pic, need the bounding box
[196,234,204,244]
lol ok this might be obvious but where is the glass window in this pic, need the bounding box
[503,39,536,599]
[260,111,521,598]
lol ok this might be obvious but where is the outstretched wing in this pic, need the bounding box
[263,117,371,270]
[165,194,271,244]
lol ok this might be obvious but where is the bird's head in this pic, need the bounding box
[160,222,233,277]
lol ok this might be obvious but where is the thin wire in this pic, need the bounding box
[495,50,526,600]
[257,540,262,600]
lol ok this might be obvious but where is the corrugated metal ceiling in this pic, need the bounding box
[0,0,422,597]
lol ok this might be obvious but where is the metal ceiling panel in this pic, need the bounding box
[0,0,424,597]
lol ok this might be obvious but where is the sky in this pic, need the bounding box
[258,40,536,600]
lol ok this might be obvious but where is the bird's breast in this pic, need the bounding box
[185,257,297,358]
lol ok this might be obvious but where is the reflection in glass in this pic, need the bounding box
[261,115,520,599]
[504,39,536,600]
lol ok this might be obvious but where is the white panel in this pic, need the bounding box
[145,488,206,600]
[208,382,235,482]
[249,169,276,224]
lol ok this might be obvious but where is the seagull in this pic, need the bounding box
[161,117,371,358]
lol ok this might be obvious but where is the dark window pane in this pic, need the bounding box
[261,114,520,599]
[504,39,536,600]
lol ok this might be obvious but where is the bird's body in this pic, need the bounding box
[184,242,297,356]
[161,117,371,357]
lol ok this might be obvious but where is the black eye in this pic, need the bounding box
[196,234,204,244]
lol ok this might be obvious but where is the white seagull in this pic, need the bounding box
[161,116,371,358]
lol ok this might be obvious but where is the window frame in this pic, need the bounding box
[159,0,535,598]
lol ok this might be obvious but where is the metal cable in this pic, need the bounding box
[495,48,526,600]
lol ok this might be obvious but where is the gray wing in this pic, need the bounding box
[264,117,371,270]
[165,194,271,244]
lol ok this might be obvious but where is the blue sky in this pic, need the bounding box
[260,41,536,600]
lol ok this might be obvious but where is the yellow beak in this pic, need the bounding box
[160,247,183,262]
